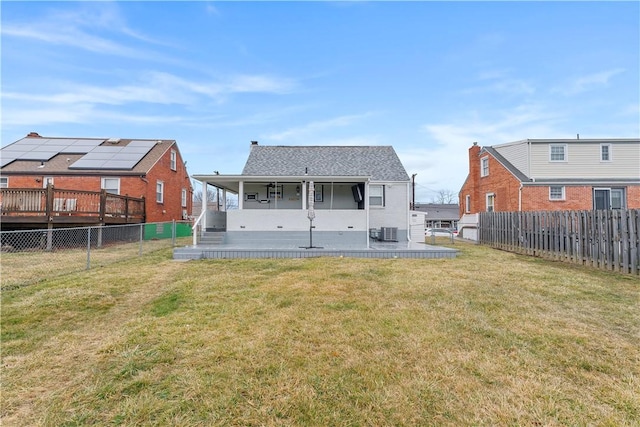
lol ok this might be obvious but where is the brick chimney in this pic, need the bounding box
[27,132,41,137]
[468,142,481,178]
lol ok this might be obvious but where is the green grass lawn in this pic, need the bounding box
[1,240,638,426]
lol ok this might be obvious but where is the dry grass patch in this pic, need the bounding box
[2,241,638,426]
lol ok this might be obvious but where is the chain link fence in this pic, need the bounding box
[1,221,192,290]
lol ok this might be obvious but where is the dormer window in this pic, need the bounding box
[549,144,567,162]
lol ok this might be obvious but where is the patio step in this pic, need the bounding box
[199,231,226,246]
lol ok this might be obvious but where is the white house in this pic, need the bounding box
[191,142,411,248]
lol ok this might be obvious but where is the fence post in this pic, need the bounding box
[172,219,176,246]
[86,227,91,270]
[139,223,144,256]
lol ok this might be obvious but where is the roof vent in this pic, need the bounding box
[106,138,121,144]
[27,132,41,138]
[251,140,258,145]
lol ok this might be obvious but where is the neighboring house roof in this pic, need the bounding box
[242,145,410,181]
[413,203,460,220]
[480,138,640,185]
[481,146,531,182]
[1,134,177,176]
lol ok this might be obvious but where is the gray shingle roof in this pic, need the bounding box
[242,145,410,181]
[482,146,531,182]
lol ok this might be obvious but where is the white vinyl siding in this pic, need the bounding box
[480,157,489,177]
[528,141,639,179]
[493,141,530,176]
[549,186,565,201]
[101,177,120,195]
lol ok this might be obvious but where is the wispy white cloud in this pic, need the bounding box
[462,69,535,96]
[553,68,626,96]
[267,113,377,141]
[1,2,174,59]
[403,104,565,200]
[2,71,297,111]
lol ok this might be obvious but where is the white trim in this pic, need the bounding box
[170,149,177,171]
[156,180,164,203]
[549,144,568,162]
[101,177,120,195]
[549,185,565,201]
[600,143,612,162]
[480,156,489,177]
[485,192,495,212]
[369,184,384,207]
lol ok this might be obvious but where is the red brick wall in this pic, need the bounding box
[522,185,640,211]
[3,143,193,222]
[459,143,640,213]
[459,145,521,215]
[144,145,193,223]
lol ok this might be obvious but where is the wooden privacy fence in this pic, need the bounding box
[479,210,640,275]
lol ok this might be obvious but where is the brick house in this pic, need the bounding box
[458,138,640,239]
[0,132,193,229]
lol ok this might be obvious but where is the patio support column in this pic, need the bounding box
[201,181,207,231]
[365,180,370,249]
[302,181,307,210]
[221,189,227,211]
[238,181,244,209]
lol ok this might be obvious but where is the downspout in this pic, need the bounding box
[518,182,523,212]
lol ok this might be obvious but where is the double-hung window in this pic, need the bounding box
[170,149,177,171]
[486,193,495,212]
[156,180,164,203]
[101,177,120,195]
[600,144,612,162]
[480,157,489,177]
[181,188,187,207]
[465,195,471,213]
[0,177,7,188]
[549,144,567,162]
[43,177,54,188]
[369,185,384,206]
[549,186,565,201]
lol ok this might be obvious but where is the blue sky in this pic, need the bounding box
[2,1,639,202]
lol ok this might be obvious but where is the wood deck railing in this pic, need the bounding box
[0,185,145,224]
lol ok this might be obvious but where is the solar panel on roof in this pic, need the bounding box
[21,152,59,161]
[109,160,139,169]
[1,157,16,167]
[69,159,108,169]
[68,140,155,170]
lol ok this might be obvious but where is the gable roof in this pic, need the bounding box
[482,146,531,182]
[241,145,410,181]
[413,203,460,220]
[1,134,177,176]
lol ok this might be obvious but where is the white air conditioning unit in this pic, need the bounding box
[380,227,398,242]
